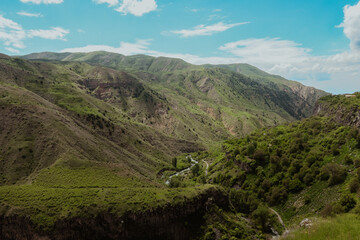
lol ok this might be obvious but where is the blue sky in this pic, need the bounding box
[1,0,360,93]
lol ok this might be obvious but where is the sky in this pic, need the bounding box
[0,0,360,94]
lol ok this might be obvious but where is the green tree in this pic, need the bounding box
[172,157,177,168]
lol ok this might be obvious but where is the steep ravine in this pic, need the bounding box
[0,187,227,240]
[314,94,360,127]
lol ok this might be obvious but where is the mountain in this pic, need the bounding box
[22,51,329,139]
[0,52,330,239]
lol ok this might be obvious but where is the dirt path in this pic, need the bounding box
[269,208,289,239]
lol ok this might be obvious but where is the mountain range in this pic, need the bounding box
[0,51,337,240]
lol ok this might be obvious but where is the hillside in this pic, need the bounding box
[188,93,360,239]
[0,52,331,240]
[22,51,329,139]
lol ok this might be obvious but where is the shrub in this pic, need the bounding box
[169,176,182,188]
[247,143,257,156]
[253,149,268,165]
[320,163,347,186]
[229,189,259,214]
[340,194,357,212]
[192,164,200,177]
[321,203,344,217]
[289,178,304,193]
[172,157,177,168]
[354,159,360,168]
[251,205,274,233]
[303,172,315,186]
[349,179,360,193]
[268,186,288,206]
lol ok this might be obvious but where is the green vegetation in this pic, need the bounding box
[0,184,215,230]
[283,214,360,240]
[0,52,340,239]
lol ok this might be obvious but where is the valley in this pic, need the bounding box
[0,51,357,240]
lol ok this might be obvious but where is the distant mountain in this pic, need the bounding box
[22,51,329,138]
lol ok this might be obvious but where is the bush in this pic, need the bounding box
[229,189,259,214]
[253,149,268,165]
[172,157,177,168]
[320,163,347,186]
[268,186,288,206]
[349,179,360,193]
[288,178,304,193]
[169,176,182,188]
[321,203,344,217]
[303,172,315,185]
[340,194,357,212]
[192,164,200,177]
[251,205,275,233]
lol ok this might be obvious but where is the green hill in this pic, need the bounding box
[0,52,331,239]
[22,51,328,139]
[193,93,360,239]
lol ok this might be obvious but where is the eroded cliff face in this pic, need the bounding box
[0,188,227,240]
[288,83,329,118]
[313,96,360,128]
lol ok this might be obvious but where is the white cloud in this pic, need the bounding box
[0,15,22,31]
[17,11,43,17]
[62,39,152,56]
[219,38,311,65]
[115,0,157,16]
[170,22,249,38]
[93,0,118,7]
[93,0,157,16]
[28,27,69,40]
[5,47,20,54]
[20,0,63,4]
[337,1,360,50]
[0,15,69,52]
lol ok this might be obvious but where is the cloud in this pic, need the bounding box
[93,0,118,7]
[337,1,360,50]
[219,38,311,65]
[62,39,152,55]
[5,47,20,54]
[0,15,69,52]
[28,27,69,40]
[20,0,63,4]
[93,0,157,16]
[17,11,43,17]
[170,22,249,38]
[115,0,157,16]
[0,15,22,31]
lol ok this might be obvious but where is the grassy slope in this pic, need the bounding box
[283,214,360,240]
[22,51,328,140]
[0,56,215,230]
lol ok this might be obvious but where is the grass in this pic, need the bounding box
[283,214,360,240]
[32,165,148,188]
[0,183,216,230]
[278,181,342,225]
